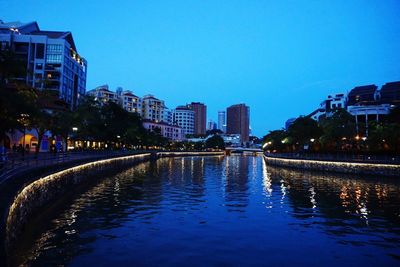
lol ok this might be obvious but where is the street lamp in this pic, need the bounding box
[310,138,315,143]
[18,113,30,159]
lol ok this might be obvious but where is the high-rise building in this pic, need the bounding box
[173,106,195,136]
[226,104,250,143]
[0,21,87,109]
[218,111,226,132]
[188,102,206,135]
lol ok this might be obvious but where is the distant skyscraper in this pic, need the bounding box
[218,111,226,132]
[207,120,217,131]
[188,102,206,135]
[226,104,250,143]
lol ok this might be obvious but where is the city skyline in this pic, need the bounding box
[2,0,400,136]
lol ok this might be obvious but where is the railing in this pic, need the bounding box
[0,150,146,183]
[265,152,400,165]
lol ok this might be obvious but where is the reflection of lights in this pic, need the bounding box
[262,158,272,197]
[309,187,317,209]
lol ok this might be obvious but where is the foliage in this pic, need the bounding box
[205,135,225,149]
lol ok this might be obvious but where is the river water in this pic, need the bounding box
[14,155,400,266]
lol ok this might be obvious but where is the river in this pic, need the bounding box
[13,155,400,266]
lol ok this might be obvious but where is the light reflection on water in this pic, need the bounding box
[14,156,400,266]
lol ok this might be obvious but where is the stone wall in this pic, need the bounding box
[3,150,225,264]
[264,155,400,177]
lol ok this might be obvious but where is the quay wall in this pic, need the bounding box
[264,155,400,177]
[3,151,224,265]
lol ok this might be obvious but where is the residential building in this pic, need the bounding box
[309,93,346,122]
[347,85,378,106]
[119,90,142,114]
[87,85,119,104]
[188,102,207,135]
[142,120,183,141]
[173,105,195,136]
[142,94,166,122]
[378,81,400,105]
[285,118,297,130]
[226,104,250,143]
[218,111,226,132]
[0,20,87,109]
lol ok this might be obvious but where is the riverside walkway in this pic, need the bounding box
[0,150,145,184]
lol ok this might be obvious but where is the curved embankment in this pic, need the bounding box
[264,155,400,177]
[2,151,224,265]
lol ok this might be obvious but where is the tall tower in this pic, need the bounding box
[188,102,207,135]
[226,104,250,143]
[218,111,226,132]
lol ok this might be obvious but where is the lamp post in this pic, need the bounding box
[72,127,78,150]
[18,113,30,160]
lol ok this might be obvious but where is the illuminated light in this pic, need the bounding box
[341,137,347,140]
[72,127,78,131]
[355,135,360,140]
[362,137,367,141]
[310,138,315,143]
[264,155,400,169]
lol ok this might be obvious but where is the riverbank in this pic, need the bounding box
[1,151,224,266]
[264,154,400,177]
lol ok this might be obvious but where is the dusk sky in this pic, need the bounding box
[2,0,400,136]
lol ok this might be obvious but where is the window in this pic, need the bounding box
[46,54,62,63]
[36,63,43,70]
[47,44,63,53]
[36,44,44,59]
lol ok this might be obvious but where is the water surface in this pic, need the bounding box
[16,156,400,266]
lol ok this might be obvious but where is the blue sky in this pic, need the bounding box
[2,0,400,136]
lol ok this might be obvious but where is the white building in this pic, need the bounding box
[218,111,226,132]
[119,90,142,114]
[173,106,195,136]
[142,95,167,123]
[309,93,346,121]
[142,120,183,141]
[87,85,119,104]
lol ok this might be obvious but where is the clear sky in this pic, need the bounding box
[2,0,400,136]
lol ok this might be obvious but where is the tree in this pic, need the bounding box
[319,110,356,151]
[288,116,323,150]
[262,130,289,152]
[205,135,225,149]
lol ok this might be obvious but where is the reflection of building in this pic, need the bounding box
[218,111,226,132]
[226,104,250,143]
[173,106,195,136]
[0,20,87,109]
[188,102,207,135]
[142,120,183,141]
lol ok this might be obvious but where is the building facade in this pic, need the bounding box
[120,90,142,114]
[142,120,183,141]
[173,106,195,136]
[218,110,226,132]
[86,85,119,104]
[226,104,250,143]
[142,94,167,122]
[188,102,207,135]
[0,21,87,109]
